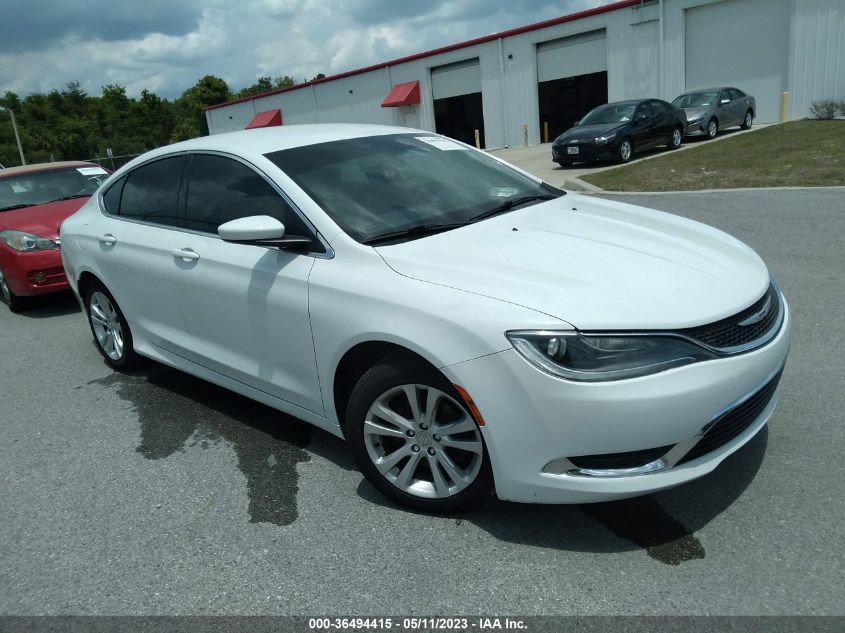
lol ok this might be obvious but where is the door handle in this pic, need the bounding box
[172,248,200,261]
[97,234,116,245]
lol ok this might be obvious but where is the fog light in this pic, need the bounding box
[32,272,47,283]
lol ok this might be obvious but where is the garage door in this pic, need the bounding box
[431,59,485,148]
[537,30,607,83]
[431,59,481,100]
[685,0,791,122]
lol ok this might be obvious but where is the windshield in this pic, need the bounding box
[672,91,719,108]
[578,103,637,126]
[265,134,561,243]
[0,166,109,211]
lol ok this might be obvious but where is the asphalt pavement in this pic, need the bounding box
[1,188,843,615]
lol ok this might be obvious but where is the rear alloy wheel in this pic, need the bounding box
[0,267,26,312]
[741,110,753,130]
[618,138,633,163]
[346,360,493,512]
[85,282,143,370]
[707,117,719,139]
[668,126,683,150]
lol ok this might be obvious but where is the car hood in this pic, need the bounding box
[555,123,626,143]
[681,106,712,120]
[375,195,770,330]
[0,198,89,239]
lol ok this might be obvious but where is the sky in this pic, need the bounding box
[0,0,617,100]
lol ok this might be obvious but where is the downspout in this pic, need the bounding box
[658,0,665,99]
[497,36,510,147]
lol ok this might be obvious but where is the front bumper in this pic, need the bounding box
[552,141,615,163]
[684,120,709,136]
[0,246,68,296]
[444,299,791,504]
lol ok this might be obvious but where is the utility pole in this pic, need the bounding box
[1,107,26,166]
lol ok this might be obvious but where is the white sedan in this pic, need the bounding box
[60,125,790,512]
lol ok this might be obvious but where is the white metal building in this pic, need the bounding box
[205,0,845,149]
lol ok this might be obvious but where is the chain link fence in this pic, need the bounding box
[81,152,142,171]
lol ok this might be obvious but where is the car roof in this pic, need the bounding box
[599,99,645,106]
[0,161,100,178]
[142,124,422,163]
[678,87,730,95]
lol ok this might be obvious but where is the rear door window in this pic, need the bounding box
[101,176,125,215]
[183,154,308,235]
[119,156,184,226]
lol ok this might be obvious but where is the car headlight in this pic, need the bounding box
[0,230,60,252]
[686,113,705,123]
[506,331,717,382]
[594,132,616,144]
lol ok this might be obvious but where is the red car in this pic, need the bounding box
[0,161,109,311]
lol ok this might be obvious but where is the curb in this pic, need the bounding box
[563,177,605,193]
[588,185,845,195]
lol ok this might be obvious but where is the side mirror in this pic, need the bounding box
[219,215,313,250]
[720,98,730,105]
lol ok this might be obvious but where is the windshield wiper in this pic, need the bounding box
[362,222,469,246]
[468,194,560,223]
[0,203,34,212]
[48,194,90,203]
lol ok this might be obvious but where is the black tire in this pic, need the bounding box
[741,109,753,130]
[346,359,494,513]
[0,267,27,313]
[84,281,144,371]
[706,117,719,139]
[617,137,634,163]
[667,126,683,150]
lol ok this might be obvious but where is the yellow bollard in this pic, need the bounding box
[474,129,481,149]
[544,121,549,144]
[780,92,789,122]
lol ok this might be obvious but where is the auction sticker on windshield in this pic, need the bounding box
[415,136,466,151]
[76,166,109,175]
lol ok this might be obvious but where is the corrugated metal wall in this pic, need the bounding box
[789,0,845,118]
[207,0,845,145]
[684,0,791,122]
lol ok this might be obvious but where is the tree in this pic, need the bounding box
[274,75,296,89]
[238,77,274,98]
[172,75,232,141]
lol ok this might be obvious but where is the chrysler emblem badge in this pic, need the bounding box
[738,295,772,327]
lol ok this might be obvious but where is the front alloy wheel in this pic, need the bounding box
[707,118,718,139]
[347,361,493,512]
[0,268,25,312]
[618,139,633,163]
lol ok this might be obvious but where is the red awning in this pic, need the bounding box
[381,81,421,107]
[245,109,283,129]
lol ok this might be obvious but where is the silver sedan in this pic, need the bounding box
[672,87,756,139]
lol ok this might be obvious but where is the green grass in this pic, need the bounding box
[581,120,845,191]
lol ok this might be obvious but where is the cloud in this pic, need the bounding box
[0,0,616,99]
[0,0,203,53]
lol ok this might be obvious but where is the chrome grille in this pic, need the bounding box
[680,283,781,352]
[678,368,782,465]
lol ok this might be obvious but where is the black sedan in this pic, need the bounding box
[552,99,687,166]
